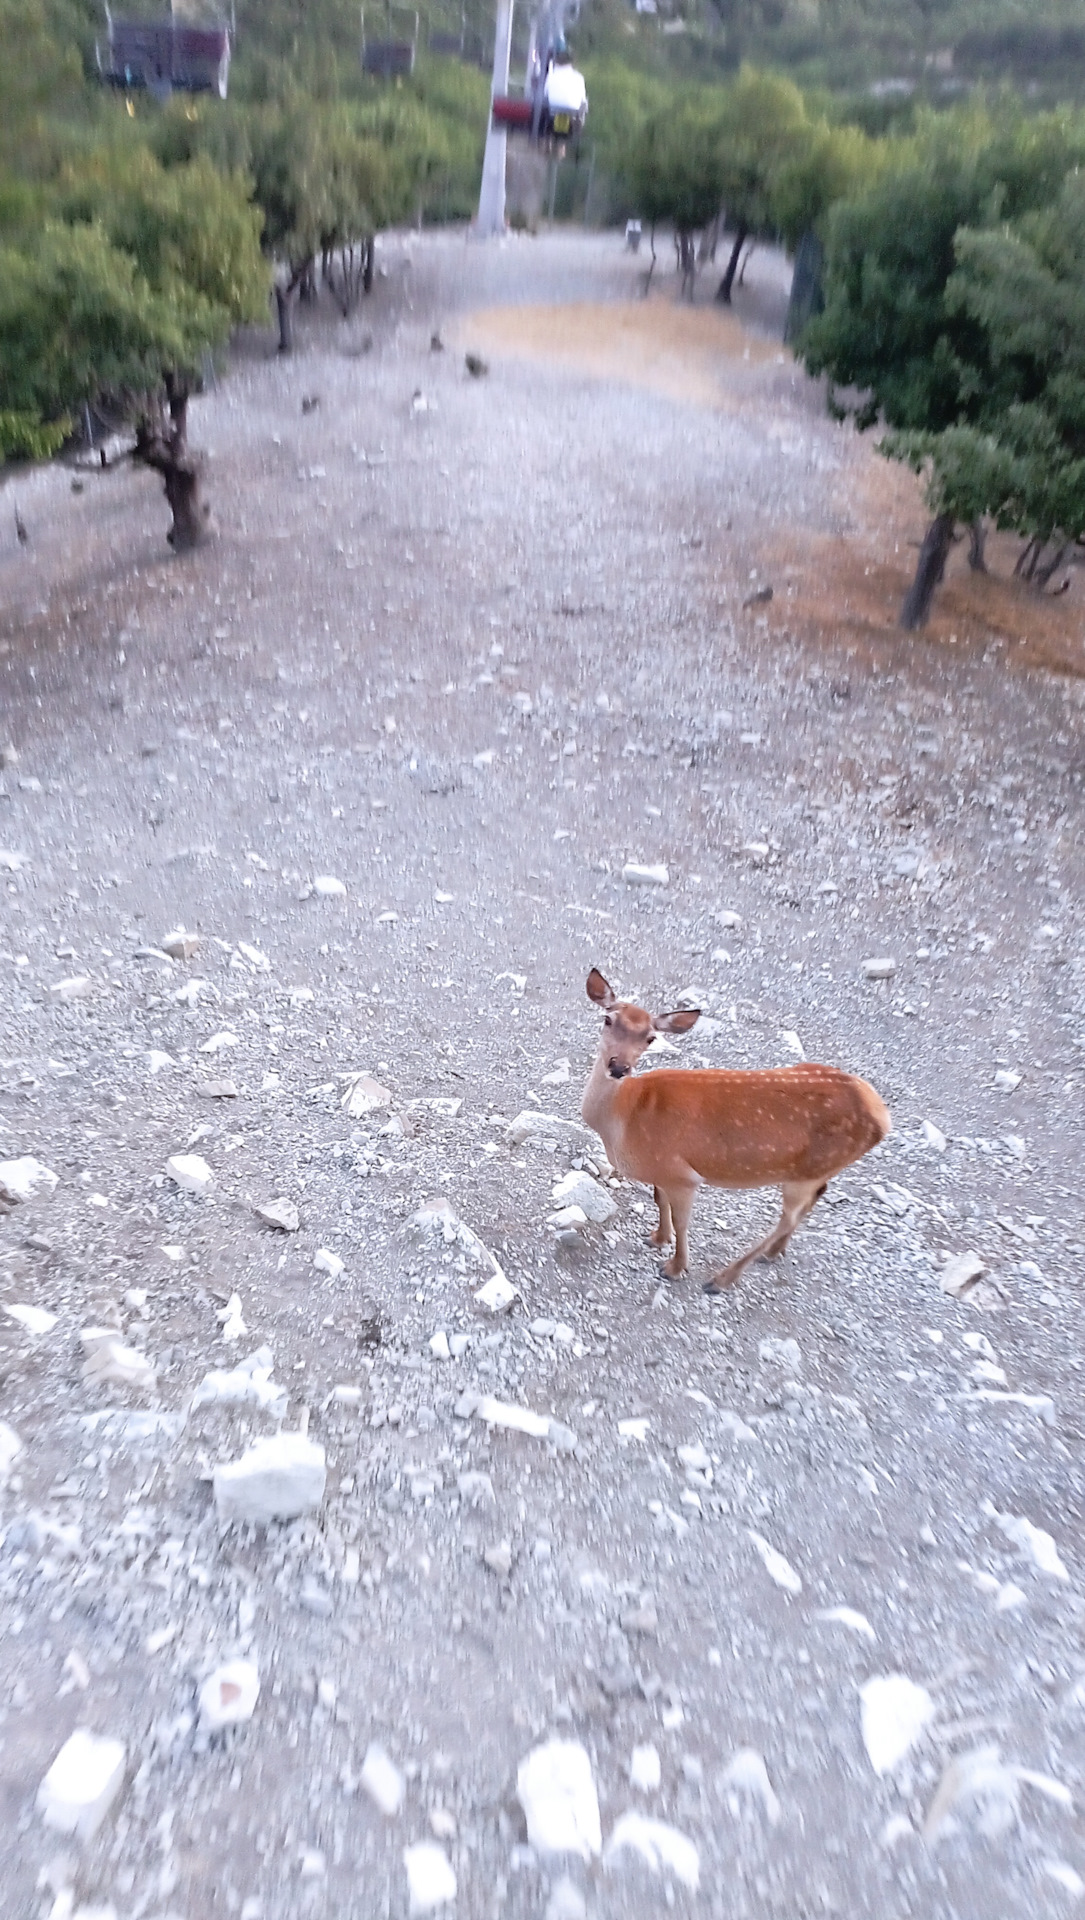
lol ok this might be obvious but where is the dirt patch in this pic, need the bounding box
[453,291,780,410]
[455,288,1084,680]
[757,452,1085,681]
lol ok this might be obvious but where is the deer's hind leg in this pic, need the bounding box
[705,1179,826,1294]
[662,1184,697,1280]
[649,1187,674,1248]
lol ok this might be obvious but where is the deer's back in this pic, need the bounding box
[613,1063,889,1188]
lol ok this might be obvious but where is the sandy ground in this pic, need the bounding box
[1,229,1084,1920]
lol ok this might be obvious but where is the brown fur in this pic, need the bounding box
[582,969,890,1290]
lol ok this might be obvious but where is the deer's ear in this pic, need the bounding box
[654,1007,700,1034]
[587,969,615,1008]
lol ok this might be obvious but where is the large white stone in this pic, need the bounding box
[403,1841,456,1913]
[604,1813,699,1889]
[517,1738,601,1860]
[213,1433,326,1525]
[37,1729,126,1841]
[166,1154,213,1196]
[361,1741,405,1816]
[0,1156,59,1204]
[551,1170,617,1225]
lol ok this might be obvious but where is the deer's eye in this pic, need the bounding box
[604,1015,613,1027]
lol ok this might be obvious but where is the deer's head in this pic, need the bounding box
[586,969,700,1079]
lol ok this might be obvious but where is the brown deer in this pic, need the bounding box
[581,969,890,1291]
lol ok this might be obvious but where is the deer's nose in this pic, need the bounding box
[608,1060,631,1079]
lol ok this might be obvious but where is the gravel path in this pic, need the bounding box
[1,229,1084,1920]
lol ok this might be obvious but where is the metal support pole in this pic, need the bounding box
[476,0,514,237]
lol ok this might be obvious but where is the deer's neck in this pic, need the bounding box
[581,1051,625,1160]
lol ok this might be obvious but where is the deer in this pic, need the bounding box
[581,969,890,1293]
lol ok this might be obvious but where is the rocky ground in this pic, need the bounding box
[1,228,1084,1920]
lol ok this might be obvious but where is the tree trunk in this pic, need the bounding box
[134,377,210,552]
[968,518,987,572]
[363,238,375,294]
[644,222,657,294]
[716,221,748,304]
[900,513,955,629]
[275,283,295,354]
[1034,540,1069,590]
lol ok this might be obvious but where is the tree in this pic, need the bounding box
[886,171,1085,614]
[799,107,1085,623]
[1,149,269,547]
[710,67,809,301]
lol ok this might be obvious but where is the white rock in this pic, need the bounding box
[994,1068,1022,1092]
[1043,1863,1085,1899]
[214,1433,327,1525]
[748,1531,802,1595]
[939,1249,985,1298]
[551,1170,618,1225]
[860,1674,935,1775]
[218,1293,247,1342]
[166,1154,213,1196]
[505,1111,593,1149]
[630,1744,661,1791]
[618,1418,650,1442]
[146,1049,175,1074]
[548,1205,589,1231]
[428,1331,451,1361]
[313,875,347,896]
[972,1389,1056,1424]
[238,941,270,971]
[541,1059,571,1086]
[403,1841,456,1913]
[817,1605,876,1641]
[921,1119,947,1151]
[721,1748,781,1825]
[199,1030,238,1054]
[255,1198,299,1233]
[199,1659,260,1730]
[861,957,896,980]
[49,975,93,1003]
[0,1156,59,1204]
[717,1410,758,1442]
[604,1812,699,1890]
[0,847,26,871]
[474,1271,518,1314]
[82,1338,156,1391]
[0,1420,23,1477]
[517,1739,601,1860]
[778,1028,805,1058]
[544,1878,587,1920]
[677,1443,711,1475]
[622,863,669,887]
[161,928,200,960]
[994,1509,1069,1580]
[314,1247,344,1278]
[37,1730,126,1841]
[361,1741,405,1816]
[190,1348,287,1419]
[342,1073,392,1117]
[5,1301,58,1335]
[475,1397,549,1439]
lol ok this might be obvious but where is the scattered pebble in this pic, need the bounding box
[604,1813,699,1890]
[166,1153,213,1196]
[199,1659,260,1730]
[361,1741,406,1816]
[403,1841,456,1913]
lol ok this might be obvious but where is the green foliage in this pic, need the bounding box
[58,146,269,325]
[885,170,1085,542]
[0,220,193,457]
[800,104,1085,431]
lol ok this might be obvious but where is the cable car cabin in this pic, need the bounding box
[99,13,230,98]
[492,58,587,146]
[361,6,418,77]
